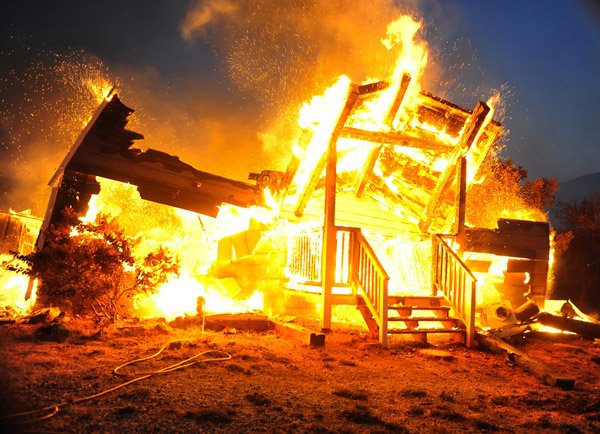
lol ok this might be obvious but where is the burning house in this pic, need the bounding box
[3,16,553,348]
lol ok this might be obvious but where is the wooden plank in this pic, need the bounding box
[419,101,490,233]
[204,313,272,332]
[384,73,411,126]
[339,127,454,152]
[537,312,600,338]
[357,81,389,95]
[477,333,575,390]
[282,128,313,190]
[354,74,411,198]
[354,144,383,198]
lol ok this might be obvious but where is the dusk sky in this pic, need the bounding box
[1,0,599,213]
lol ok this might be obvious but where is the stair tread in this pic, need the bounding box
[387,328,466,334]
[387,316,460,322]
[389,305,451,310]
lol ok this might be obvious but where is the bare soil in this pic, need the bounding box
[1,317,600,433]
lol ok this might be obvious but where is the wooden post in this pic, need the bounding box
[430,236,438,297]
[321,86,360,332]
[456,156,467,256]
[465,279,476,348]
[477,333,575,389]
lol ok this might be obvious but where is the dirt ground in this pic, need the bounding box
[1,316,600,433]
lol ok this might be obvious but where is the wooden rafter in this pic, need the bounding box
[385,73,412,126]
[354,74,411,198]
[294,85,361,216]
[418,101,490,233]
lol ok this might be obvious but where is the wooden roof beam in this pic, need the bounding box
[419,101,490,233]
[340,127,455,153]
[354,73,411,198]
[294,84,360,216]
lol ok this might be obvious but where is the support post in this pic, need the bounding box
[456,156,467,256]
[321,86,360,331]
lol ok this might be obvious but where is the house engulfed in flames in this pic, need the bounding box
[5,16,552,347]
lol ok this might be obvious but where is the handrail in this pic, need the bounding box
[287,226,390,346]
[431,234,477,347]
[350,228,389,346]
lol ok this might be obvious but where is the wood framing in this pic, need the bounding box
[419,101,490,233]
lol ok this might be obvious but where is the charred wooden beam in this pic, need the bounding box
[282,128,314,192]
[339,127,454,153]
[357,81,389,95]
[384,73,411,126]
[536,312,600,338]
[354,144,383,198]
[354,74,411,198]
[294,86,360,217]
[48,95,257,220]
[477,332,575,390]
[419,101,490,233]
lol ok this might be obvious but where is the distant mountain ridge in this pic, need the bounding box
[555,171,600,204]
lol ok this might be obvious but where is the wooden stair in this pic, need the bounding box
[358,295,466,344]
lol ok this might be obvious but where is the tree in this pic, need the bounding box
[11,208,179,320]
[553,192,600,312]
[466,158,558,228]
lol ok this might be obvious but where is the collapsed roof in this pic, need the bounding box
[279,75,502,238]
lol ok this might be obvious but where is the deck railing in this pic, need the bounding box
[287,226,389,345]
[431,234,477,347]
[350,228,389,346]
[287,227,352,287]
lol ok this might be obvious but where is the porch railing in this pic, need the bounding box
[287,227,352,287]
[350,228,389,346]
[431,234,477,347]
[287,226,389,345]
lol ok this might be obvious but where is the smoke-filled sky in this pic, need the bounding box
[1,0,599,215]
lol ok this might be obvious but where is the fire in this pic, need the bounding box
[2,10,555,338]
[83,78,114,104]
[72,177,270,319]
[0,274,37,316]
[286,75,353,207]
[133,274,264,320]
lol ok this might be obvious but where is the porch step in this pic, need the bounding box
[388,305,451,318]
[387,317,460,328]
[358,295,466,345]
[388,295,445,307]
[387,328,465,335]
